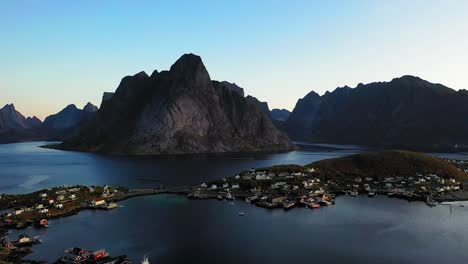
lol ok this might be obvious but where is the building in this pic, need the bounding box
[39,208,49,214]
[18,234,30,244]
[39,193,48,198]
[55,203,64,209]
[1,238,13,249]
[69,194,77,200]
[13,208,24,215]
[48,197,55,204]
[92,198,106,207]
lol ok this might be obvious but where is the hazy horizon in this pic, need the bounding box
[2,0,468,120]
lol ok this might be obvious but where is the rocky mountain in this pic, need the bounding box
[25,116,42,128]
[0,102,98,144]
[83,102,98,113]
[0,104,41,129]
[42,103,98,140]
[43,103,97,130]
[54,54,295,154]
[270,109,291,122]
[284,75,468,149]
[246,95,270,116]
[0,104,47,144]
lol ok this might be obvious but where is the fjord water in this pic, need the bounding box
[2,142,468,263]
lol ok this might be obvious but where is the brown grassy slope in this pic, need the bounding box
[309,150,467,179]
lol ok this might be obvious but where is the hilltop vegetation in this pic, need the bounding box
[309,150,466,179]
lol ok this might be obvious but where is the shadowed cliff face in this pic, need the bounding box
[59,54,295,154]
[285,76,468,148]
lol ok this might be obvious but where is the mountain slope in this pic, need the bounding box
[270,108,291,122]
[285,76,468,149]
[55,54,295,154]
[310,150,467,179]
[0,104,38,129]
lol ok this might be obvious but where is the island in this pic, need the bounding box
[190,150,468,207]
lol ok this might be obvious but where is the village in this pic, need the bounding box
[189,161,468,210]
[0,185,133,263]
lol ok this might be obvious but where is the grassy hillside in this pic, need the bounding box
[309,150,467,179]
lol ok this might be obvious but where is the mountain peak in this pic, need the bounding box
[64,104,78,110]
[169,54,211,88]
[83,102,98,112]
[1,103,16,111]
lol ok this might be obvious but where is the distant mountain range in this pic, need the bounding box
[52,54,295,154]
[0,104,41,129]
[284,75,468,150]
[4,57,468,152]
[0,103,98,144]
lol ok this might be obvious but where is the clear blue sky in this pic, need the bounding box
[1,0,467,120]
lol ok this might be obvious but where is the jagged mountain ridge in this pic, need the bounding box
[55,54,295,154]
[0,104,41,130]
[284,75,468,148]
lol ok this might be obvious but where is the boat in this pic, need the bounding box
[368,192,375,197]
[34,218,49,228]
[426,196,437,207]
[350,191,359,197]
[226,192,234,200]
[217,195,223,200]
[238,212,246,216]
[142,256,150,264]
[311,203,320,209]
[283,201,296,210]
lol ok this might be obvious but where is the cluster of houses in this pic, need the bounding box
[192,165,465,210]
[6,187,80,220]
[342,173,463,200]
[57,247,132,264]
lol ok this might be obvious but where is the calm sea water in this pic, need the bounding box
[2,142,468,263]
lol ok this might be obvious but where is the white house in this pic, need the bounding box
[18,235,30,244]
[13,208,24,215]
[39,193,48,198]
[55,203,64,209]
[91,198,106,207]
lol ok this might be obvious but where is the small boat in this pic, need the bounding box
[226,193,234,200]
[217,195,223,200]
[283,201,296,210]
[426,196,437,207]
[142,256,150,264]
[311,203,320,209]
[350,191,359,197]
[238,212,246,216]
[368,192,375,197]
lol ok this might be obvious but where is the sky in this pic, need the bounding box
[1,0,468,120]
